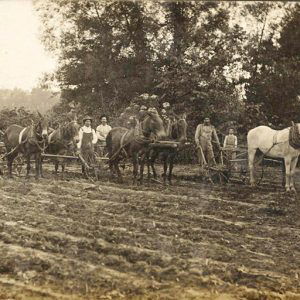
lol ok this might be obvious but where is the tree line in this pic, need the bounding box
[33,1,300,138]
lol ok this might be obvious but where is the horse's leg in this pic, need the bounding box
[284,157,292,192]
[61,162,65,180]
[150,152,158,180]
[114,161,123,183]
[54,160,59,175]
[40,156,45,178]
[7,152,18,178]
[132,154,139,185]
[109,160,115,178]
[168,152,175,185]
[35,153,41,180]
[289,156,298,193]
[81,165,85,177]
[162,153,168,185]
[146,151,151,180]
[139,152,147,184]
[248,148,257,186]
[281,158,286,187]
[26,155,31,179]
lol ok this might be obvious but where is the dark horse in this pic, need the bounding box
[146,113,187,184]
[45,120,81,178]
[4,114,49,179]
[106,111,166,183]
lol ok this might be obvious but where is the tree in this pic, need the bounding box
[242,2,299,128]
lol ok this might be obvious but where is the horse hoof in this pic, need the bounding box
[290,187,297,194]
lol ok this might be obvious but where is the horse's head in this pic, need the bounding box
[172,113,187,144]
[142,111,166,139]
[35,113,49,140]
[68,120,81,144]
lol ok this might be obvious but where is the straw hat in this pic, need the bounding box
[83,116,93,123]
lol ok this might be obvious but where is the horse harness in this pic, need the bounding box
[1,124,46,160]
[48,124,75,151]
[254,124,300,166]
[109,119,152,163]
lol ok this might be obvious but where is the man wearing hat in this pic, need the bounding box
[77,116,98,170]
[195,117,220,166]
[96,115,112,156]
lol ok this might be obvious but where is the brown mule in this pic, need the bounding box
[4,114,49,179]
[146,113,187,185]
[45,120,81,179]
[106,111,166,184]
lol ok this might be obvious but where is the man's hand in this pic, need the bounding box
[75,149,81,156]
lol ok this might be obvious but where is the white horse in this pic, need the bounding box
[247,124,300,192]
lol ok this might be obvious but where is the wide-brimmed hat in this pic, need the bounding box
[83,116,93,123]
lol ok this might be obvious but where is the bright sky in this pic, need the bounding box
[0,0,56,90]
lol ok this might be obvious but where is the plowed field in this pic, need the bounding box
[0,164,299,299]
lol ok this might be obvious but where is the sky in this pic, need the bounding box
[0,0,56,91]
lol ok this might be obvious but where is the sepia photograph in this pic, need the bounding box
[0,0,299,299]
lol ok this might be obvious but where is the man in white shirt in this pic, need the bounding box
[77,116,98,150]
[77,116,98,175]
[96,115,112,156]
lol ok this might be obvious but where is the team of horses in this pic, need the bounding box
[2,110,300,193]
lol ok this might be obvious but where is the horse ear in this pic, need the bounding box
[37,110,43,119]
[291,121,295,127]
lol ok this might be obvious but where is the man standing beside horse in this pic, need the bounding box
[195,117,220,166]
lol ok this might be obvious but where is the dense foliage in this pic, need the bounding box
[34,1,299,139]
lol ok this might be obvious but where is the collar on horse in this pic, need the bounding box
[289,122,300,149]
[48,122,76,150]
[18,124,47,152]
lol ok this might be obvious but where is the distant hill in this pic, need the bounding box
[0,88,60,113]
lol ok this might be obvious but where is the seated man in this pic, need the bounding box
[96,115,112,156]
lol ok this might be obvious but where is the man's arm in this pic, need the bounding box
[213,127,220,147]
[92,129,98,144]
[223,136,227,148]
[77,128,83,149]
[96,126,106,140]
[235,136,238,148]
[195,125,201,147]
